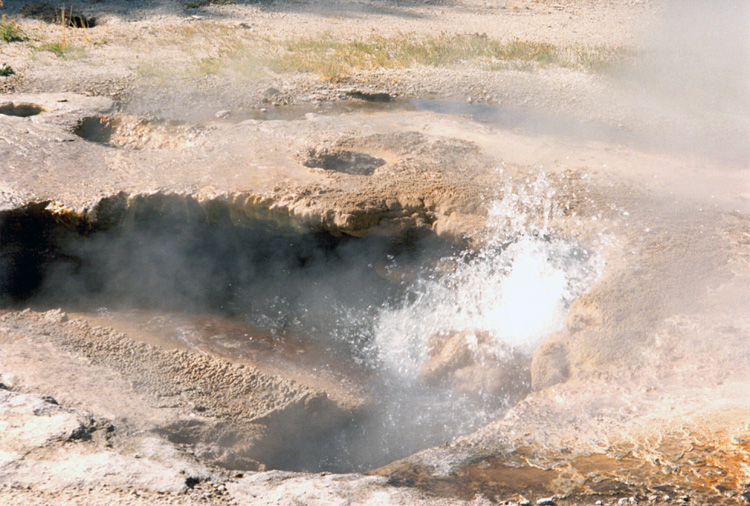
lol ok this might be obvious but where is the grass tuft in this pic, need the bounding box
[1,14,25,42]
[137,28,632,82]
[37,41,85,59]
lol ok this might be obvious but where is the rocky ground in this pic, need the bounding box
[1,0,749,505]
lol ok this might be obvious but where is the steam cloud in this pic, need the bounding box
[620,0,750,164]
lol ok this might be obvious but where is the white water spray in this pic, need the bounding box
[372,174,603,380]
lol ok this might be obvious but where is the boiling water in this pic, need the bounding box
[308,175,605,471]
[374,174,600,371]
[2,175,604,472]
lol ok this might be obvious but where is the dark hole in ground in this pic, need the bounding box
[347,90,394,103]
[184,477,201,489]
[21,4,96,28]
[0,200,440,321]
[74,116,117,145]
[0,103,46,117]
[0,200,496,473]
[303,148,386,176]
[67,15,96,29]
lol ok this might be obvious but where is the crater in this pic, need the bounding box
[74,115,202,150]
[0,102,47,117]
[302,147,386,176]
[0,194,599,473]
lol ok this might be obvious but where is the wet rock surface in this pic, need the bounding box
[420,330,530,399]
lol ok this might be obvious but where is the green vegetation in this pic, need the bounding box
[37,41,85,59]
[0,63,13,76]
[1,15,25,43]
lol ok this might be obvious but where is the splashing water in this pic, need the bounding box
[225,173,605,471]
[300,173,609,471]
[372,174,604,380]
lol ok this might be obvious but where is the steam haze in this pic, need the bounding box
[620,0,750,164]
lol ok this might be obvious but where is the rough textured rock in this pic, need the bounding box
[529,332,569,391]
[225,470,481,506]
[0,389,212,495]
[565,295,602,332]
[421,330,530,398]
[0,309,360,472]
[0,93,495,241]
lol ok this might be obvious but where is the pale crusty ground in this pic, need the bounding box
[1,0,750,505]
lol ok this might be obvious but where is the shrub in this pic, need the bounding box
[0,14,25,43]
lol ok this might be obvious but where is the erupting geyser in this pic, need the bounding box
[354,176,603,469]
[0,176,603,473]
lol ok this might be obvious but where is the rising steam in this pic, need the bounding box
[619,0,750,165]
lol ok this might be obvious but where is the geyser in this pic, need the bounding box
[0,182,601,473]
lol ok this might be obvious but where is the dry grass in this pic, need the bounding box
[132,24,631,81]
[181,33,629,80]
[276,35,630,77]
[37,41,85,58]
[184,0,236,8]
[27,6,92,59]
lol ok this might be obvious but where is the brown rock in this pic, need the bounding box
[530,331,570,391]
[566,294,602,332]
[420,330,531,397]
[421,330,475,383]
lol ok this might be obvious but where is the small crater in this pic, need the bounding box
[0,102,46,117]
[74,115,202,150]
[303,147,386,176]
[74,116,117,144]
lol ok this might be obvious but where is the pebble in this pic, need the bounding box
[215,110,231,119]
[536,498,556,506]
